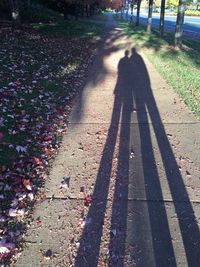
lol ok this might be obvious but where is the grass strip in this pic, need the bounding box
[32,18,104,38]
[118,20,200,119]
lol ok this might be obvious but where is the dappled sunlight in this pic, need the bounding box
[59,63,80,76]
[33,22,58,30]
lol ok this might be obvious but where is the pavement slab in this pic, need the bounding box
[16,14,200,267]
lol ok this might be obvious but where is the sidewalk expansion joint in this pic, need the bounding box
[44,196,200,204]
[67,122,200,125]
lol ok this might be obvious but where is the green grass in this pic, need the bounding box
[118,20,200,118]
[32,19,104,38]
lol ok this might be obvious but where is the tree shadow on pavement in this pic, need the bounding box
[70,27,127,123]
[75,48,200,267]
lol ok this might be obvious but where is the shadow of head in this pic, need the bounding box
[125,49,129,58]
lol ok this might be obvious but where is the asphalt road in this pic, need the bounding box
[132,12,200,39]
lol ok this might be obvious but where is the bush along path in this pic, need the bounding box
[0,18,106,265]
[14,14,200,267]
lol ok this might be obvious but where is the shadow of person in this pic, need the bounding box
[110,47,177,267]
[74,50,133,267]
[107,50,136,266]
[114,50,133,114]
[108,47,177,267]
[75,48,199,267]
[117,47,199,267]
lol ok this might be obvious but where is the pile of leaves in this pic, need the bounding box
[0,26,99,265]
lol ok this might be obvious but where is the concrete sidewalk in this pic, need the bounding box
[16,15,200,267]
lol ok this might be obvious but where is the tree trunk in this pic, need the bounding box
[136,0,141,26]
[86,4,89,17]
[9,0,20,28]
[147,0,153,33]
[130,1,134,15]
[159,0,165,37]
[175,0,186,47]
[126,0,129,19]
[120,6,123,19]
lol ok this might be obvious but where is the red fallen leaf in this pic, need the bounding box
[39,192,46,201]
[84,195,93,207]
[35,165,44,170]
[99,256,103,267]
[35,217,41,225]
[171,238,176,244]
[40,173,48,180]
[0,252,9,261]
[43,147,54,158]
[78,218,85,228]
[43,124,52,131]
[32,157,41,165]
[22,179,32,191]
[0,132,4,143]
[43,135,53,142]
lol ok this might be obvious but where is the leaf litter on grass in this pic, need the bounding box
[0,25,101,265]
